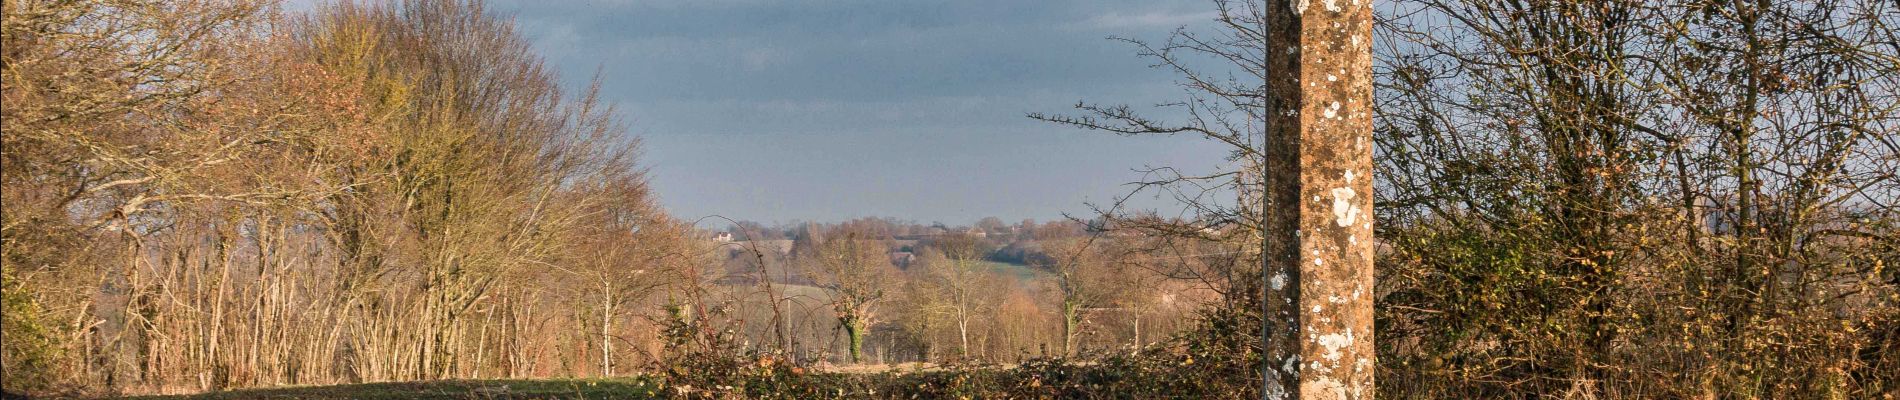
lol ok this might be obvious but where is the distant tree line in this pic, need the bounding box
[688,215,1216,365]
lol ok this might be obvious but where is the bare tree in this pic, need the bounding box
[2,0,691,393]
[800,226,895,364]
[1376,0,1899,396]
[911,234,995,359]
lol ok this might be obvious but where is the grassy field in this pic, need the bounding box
[975,260,1049,282]
[117,378,664,400]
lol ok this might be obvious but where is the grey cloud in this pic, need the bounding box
[474,0,1233,222]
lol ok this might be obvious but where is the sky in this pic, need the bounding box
[475,0,1238,225]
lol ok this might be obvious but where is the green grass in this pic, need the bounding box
[119,377,663,400]
[976,260,1048,281]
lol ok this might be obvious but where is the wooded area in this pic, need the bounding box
[3,0,698,393]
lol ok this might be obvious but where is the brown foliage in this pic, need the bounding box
[2,0,689,395]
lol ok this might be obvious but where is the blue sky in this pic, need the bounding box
[479,0,1237,225]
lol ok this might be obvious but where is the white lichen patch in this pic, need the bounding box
[1305,376,1348,399]
[1316,329,1354,361]
[1323,101,1342,119]
[1331,187,1360,227]
[1324,0,1342,12]
[1270,273,1287,290]
[1266,386,1289,400]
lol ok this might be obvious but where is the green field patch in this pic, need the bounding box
[975,260,1048,282]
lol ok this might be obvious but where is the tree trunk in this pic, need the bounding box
[600,291,613,376]
[1061,301,1078,356]
[957,309,970,358]
[844,317,864,364]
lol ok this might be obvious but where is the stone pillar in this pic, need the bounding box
[1259,0,1375,399]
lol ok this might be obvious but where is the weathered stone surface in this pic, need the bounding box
[1260,0,1374,399]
